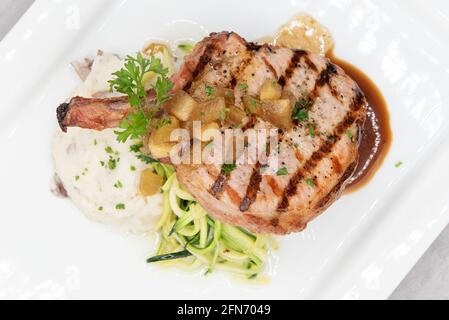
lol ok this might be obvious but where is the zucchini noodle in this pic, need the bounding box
[147,164,273,279]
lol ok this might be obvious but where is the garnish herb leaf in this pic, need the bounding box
[395,161,403,168]
[108,157,117,170]
[113,113,148,143]
[222,164,237,175]
[296,97,314,110]
[108,53,173,143]
[276,167,289,176]
[248,97,258,108]
[305,178,315,187]
[238,83,248,91]
[347,130,354,141]
[309,123,316,138]
[155,117,172,129]
[105,146,114,154]
[292,97,314,122]
[137,153,160,164]
[292,107,309,122]
[205,85,215,97]
[130,142,144,153]
[116,203,126,210]
[154,76,174,105]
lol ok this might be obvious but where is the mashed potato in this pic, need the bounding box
[52,52,163,233]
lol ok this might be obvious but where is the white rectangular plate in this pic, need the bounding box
[1,0,449,300]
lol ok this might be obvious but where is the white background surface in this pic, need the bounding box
[1,0,449,300]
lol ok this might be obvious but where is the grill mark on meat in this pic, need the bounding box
[229,46,257,89]
[316,62,338,88]
[183,42,216,91]
[277,91,362,211]
[351,87,365,111]
[245,42,262,51]
[241,115,257,132]
[239,162,262,212]
[315,160,357,210]
[283,49,307,84]
[209,31,232,39]
[278,76,286,87]
[259,128,286,203]
[295,149,304,162]
[332,157,343,174]
[218,114,260,205]
[230,77,238,89]
[309,62,339,101]
[303,55,318,71]
[329,85,341,102]
[233,44,272,89]
[236,115,268,212]
[261,56,278,79]
[225,185,242,206]
[240,125,286,212]
[266,175,283,197]
[210,170,228,197]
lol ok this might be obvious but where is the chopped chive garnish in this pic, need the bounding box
[137,154,160,164]
[130,143,143,153]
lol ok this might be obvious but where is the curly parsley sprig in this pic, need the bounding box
[108,53,174,143]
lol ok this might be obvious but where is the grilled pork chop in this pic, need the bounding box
[57,32,367,235]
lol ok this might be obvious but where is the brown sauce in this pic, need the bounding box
[328,52,392,193]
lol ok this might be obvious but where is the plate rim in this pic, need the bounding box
[1,0,449,300]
